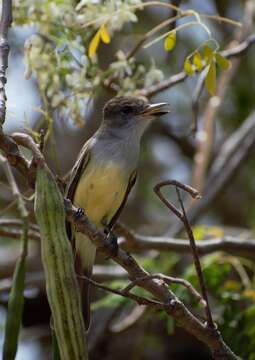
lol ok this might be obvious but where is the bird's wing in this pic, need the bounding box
[107,169,137,230]
[65,141,91,245]
[65,141,94,330]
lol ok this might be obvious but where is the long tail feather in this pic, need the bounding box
[75,233,96,330]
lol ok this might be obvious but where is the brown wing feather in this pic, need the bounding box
[107,169,137,230]
[65,142,91,244]
[65,142,94,330]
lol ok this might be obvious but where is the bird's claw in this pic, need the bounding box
[75,207,85,219]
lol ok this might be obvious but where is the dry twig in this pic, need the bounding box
[154,180,215,329]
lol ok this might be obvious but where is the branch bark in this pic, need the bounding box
[65,199,240,360]
[114,223,255,260]
[0,0,12,125]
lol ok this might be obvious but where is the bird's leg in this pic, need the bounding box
[102,218,119,257]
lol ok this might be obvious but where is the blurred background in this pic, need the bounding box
[1,0,255,359]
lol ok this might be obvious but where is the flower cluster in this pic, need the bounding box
[14,0,165,126]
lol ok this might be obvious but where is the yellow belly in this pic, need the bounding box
[73,161,128,227]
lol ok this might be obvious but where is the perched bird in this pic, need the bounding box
[66,96,169,329]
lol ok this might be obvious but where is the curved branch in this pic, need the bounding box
[117,226,255,260]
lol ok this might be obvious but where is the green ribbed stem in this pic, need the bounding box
[34,166,88,360]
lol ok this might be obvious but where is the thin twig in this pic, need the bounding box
[78,274,164,307]
[122,273,206,307]
[12,132,44,166]
[126,13,183,60]
[39,129,45,152]
[154,180,215,329]
[176,186,214,328]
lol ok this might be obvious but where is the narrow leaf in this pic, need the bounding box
[88,29,101,58]
[184,58,194,76]
[164,30,176,52]
[100,25,111,44]
[215,53,231,71]
[193,52,203,71]
[3,256,26,360]
[203,45,214,64]
[205,62,216,96]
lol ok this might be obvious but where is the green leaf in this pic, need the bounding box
[215,53,231,71]
[184,58,194,76]
[192,225,206,240]
[203,45,214,64]
[164,30,176,52]
[3,256,26,360]
[205,61,216,96]
[193,51,203,71]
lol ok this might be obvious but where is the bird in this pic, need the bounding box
[66,96,169,330]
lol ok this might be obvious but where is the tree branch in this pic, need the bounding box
[65,199,240,360]
[154,180,215,329]
[0,0,12,125]
[0,131,242,359]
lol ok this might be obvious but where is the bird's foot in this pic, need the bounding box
[104,228,118,258]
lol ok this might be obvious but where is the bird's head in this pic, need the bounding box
[102,96,169,131]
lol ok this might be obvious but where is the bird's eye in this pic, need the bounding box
[121,106,132,114]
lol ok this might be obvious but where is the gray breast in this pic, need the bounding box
[90,129,141,172]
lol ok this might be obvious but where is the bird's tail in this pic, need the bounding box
[75,232,96,330]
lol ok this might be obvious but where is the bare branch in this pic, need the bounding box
[154,180,214,329]
[0,0,12,125]
[79,274,164,307]
[0,133,30,178]
[122,273,206,307]
[65,199,240,360]
[116,226,255,260]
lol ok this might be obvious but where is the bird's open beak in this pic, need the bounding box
[140,102,170,117]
